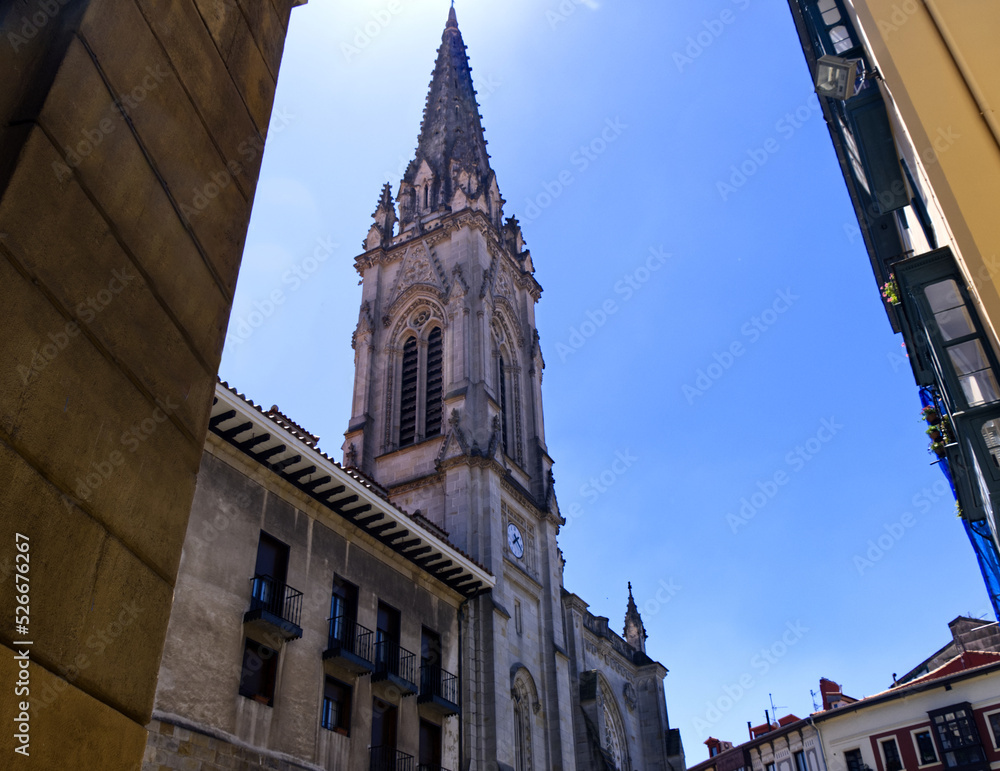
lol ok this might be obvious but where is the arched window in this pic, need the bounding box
[399,336,418,447]
[394,316,445,449]
[511,669,537,771]
[513,699,527,771]
[498,355,509,456]
[426,327,443,437]
[600,680,629,771]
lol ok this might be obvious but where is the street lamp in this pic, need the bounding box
[814,55,861,100]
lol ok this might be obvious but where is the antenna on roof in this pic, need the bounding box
[810,689,820,711]
[769,693,787,722]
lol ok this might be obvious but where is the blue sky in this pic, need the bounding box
[220,0,993,756]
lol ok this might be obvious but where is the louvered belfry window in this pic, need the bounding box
[399,337,418,447]
[426,327,443,437]
[498,356,509,456]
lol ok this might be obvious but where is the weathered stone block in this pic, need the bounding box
[80,0,253,297]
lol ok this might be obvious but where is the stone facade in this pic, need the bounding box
[145,385,492,770]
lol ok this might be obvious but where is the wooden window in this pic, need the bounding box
[987,713,1000,749]
[375,601,401,675]
[881,738,903,771]
[329,576,358,645]
[916,730,939,765]
[845,749,865,771]
[930,704,987,769]
[250,532,290,617]
[371,698,398,760]
[795,750,809,771]
[239,638,277,706]
[419,720,442,768]
[321,677,351,735]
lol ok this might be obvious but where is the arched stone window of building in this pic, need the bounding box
[497,353,510,456]
[491,314,523,465]
[600,680,629,770]
[511,668,539,771]
[388,303,445,450]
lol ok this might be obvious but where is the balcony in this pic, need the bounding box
[417,664,459,716]
[372,638,418,695]
[369,746,414,771]
[322,615,374,674]
[244,574,303,640]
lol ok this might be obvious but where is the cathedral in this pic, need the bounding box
[144,8,685,771]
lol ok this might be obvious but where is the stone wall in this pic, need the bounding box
[0,0,303,766]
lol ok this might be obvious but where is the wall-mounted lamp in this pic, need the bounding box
[814,55,862,100]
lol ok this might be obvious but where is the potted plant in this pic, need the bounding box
[921,405,940,424]
[931,441,947,459]
[941,414,953,442]
[927,425,943,442]
[881,279,901,306]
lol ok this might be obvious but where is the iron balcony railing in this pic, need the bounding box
[248,574,302,628]
[419,664,458,705]
[369,746,414,771]
[373,637,417,686]
[327,614,374,662]
[418,765,453,771]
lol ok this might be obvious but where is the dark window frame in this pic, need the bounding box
[399,335,419,447]
[239,637,278,707]
[802,0,862,57]
[881,738,903,771]
[425,326,443,438]
[916,729,940,765]
[987,712,1000,749]
[845,749,865,771]
[321,676,352,735]
[928,703,988,771]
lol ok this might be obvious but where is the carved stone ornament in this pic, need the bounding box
[623,682,638,711]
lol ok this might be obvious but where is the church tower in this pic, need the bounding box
[343,7,575,769]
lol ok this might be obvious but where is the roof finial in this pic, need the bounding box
[447,2,458,29]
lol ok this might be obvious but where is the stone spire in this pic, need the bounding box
[396,6,503,232]
[364,182,397,250]
[624,582,647,654]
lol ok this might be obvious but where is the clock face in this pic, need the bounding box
[507,523,524,560]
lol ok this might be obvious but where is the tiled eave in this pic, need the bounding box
[210,382,494,598]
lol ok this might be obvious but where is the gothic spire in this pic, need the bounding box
[397,6,500,230]
[365,182,397,250]
[624,582,647,654]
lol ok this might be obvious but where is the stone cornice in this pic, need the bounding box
[437,452,508,476]
[354,209,543,300]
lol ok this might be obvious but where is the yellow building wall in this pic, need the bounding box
[851,0,1000,344]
